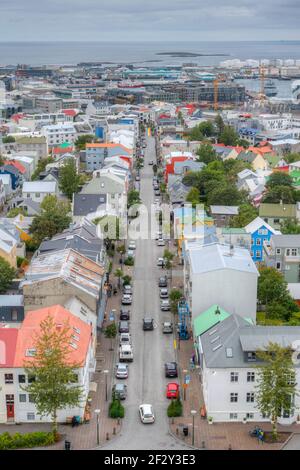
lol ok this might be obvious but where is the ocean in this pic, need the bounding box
[1,41,300,67]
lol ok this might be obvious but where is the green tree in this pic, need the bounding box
[256,343,298,441]
[74,134,94,151]
[122,275,132,286]
[2,136,15,143]
[207,184,245,206]
[127,189,141,208]
[7,207,27,218]
[0,256,15,293]
[189,125,203,141]
[215,114,225,137]
[59,159,81,200]
[186,187,200,206]
[219,125,239,146]
[281,218,300,234]
[266,172,293,189]
[230,204,258,228]
[258,266,291,306]
[114,268,124,289]
[196,143,218,164]
[22,315,83,433]
[237,138,250,148]
[262,185,295,204]
[285,153,300,164]
[29,195,71,244]
[169,289,183,314]
[104,322,117,351]
[31,158,53,181]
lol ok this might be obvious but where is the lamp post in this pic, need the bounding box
[95,409,100,446]
[183,369,188,401]
[103,370,109,402]
[191,410,197,446]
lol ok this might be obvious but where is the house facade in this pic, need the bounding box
[263,234,300,283]
[245,216,279,263]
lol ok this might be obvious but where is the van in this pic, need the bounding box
[119,332,131,346]
[119,344,134,362]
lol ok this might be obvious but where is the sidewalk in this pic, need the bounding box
[170,337,299,450]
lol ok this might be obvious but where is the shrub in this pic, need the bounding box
[122,275,132,286]
[109,399,125,419]
[17,257,29,268]
[124,256,134,266]
[167,398,183,418]
[0,431,56,450]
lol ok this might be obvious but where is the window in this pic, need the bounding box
[230,372,239,383]
[229,413,238,420]
[276,262,281,270]
[247,392,255,403]
[28,375,36,383]
[247,352,256,362]
[247,372,255,382]
[35,193,40,198]
[292,249,298,256]
[276,248,281,255]
[256,251,261,258]
[27,413,35,421]
[286,249,291,256]
[274,219,280,224]
[250,251,254,258]
[4,374,13,384]
[19,394,26,403]
[28,394,35,403]
[246,413,254,420]
[18,375,26,384]
[11,309,18,321]
[230,393,238,403]
[256,238,261,246]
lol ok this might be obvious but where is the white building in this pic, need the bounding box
[195,308,300,424]
[41,122,76,147]
[22,181,58,203]
[0,305,95,424]
[184,243,258,322]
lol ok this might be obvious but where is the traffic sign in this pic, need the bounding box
[185,375,191,384]
[182,383,188,389]
[173,339,177,350]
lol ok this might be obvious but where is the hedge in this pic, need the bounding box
[109,399,125,419]
[167,398,183,418]
[0,431,56,450]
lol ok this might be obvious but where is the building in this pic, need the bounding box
[14,136,48,160]
[195,309,300,424]
[210,206,239,228]
[0,174,12,198]
[22,181,58,204]
[0,165,21,190]
[259,203,297,230]
[0,179,6,209]
[0,305,94,424]
[184,243,259,322]
[0,295,24,324]
[217,228,251,251]
[263,234,300,283]
[85,143,132,172]
[244,216,279,263]
[41,123,76,148]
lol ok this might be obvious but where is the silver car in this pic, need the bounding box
[115,363,129,379]
[122,294,132,305]
[161,300,171,311]
[160,288,169,299]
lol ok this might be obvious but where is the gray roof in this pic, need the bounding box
[39,235,103,263]
[272,234,300,249]
[18,198,41,215]
[73,194,107,216]
[0,295,23,307]
[210,206,239,216]
[239,326,300,351]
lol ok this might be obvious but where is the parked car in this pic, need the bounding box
[115,363,129,379]
[135,176,140,182]
[112,383,127,400]
[119,321,130,333]
[149,160,153,165]
[157,257,165,267]
[155,190,161,197]
[162,322,173,334]
[160,300,170,311]
[165,362,178,378]
[139,404,155,424]
[157,238,165,246]
[158,276,168,287]
[121,294,132,305]
[119,332,131,346]
[160,288,169,299]
[120,309,130,321]
[128,241,136,250]
[127,249,135,258]
[123,285,133,295]
[143,318,154,331]
[119,344,133,362]
[155,231,163,240]
[166,383,180,399]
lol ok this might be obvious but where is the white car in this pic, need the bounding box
[157,238,165,246]
[128,241,136,250]
[139,404,155,424]
[122,294,132,305]
[157,257,165,267]
[115,363,129,379]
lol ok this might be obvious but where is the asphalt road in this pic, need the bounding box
[102,134,189,450]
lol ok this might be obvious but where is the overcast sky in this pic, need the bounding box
[1,0,300,42]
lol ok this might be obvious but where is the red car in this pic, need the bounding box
[166,383,180,399]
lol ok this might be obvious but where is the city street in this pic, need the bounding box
[102,134,189,450]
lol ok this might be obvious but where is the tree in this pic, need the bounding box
[31,157,53,181]
[2,136,15,143]
[266,172,293,189]
[59,159,81,200]
[262,185,295,204]
[198,121,215,137]
[215,114,225,137]
[258,266,291,306]
[237,138,250,149]
[285,153,300,164]
[186,187,200,206]
[196,143,218,164]
[230,204,258,228]
[256,343,298,441]
[0,256,15,293]
[29,195,71,244]
[114,268,124,289]
[219,125,239,146]
[169,289,183,314]
[189,125,203,141]
[104,322,117,351]
[127,189,141,208]
[281,218,300,234]
[22,315,83,433]
[122,275,132,286]
[207,184,246,206]
[7,207,27,218]
[74,134,94,151]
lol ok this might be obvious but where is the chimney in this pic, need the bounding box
[215,306,221,315]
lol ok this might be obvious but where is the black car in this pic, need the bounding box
[120,309,130,321]
[155,190,161,197]
[119,321,130,334]
[158,276,168,287]
[165,362,178,378]
[143,318,154,331]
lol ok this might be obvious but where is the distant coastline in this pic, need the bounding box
[156,52,229,58]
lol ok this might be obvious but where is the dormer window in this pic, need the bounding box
[247,351,256,362]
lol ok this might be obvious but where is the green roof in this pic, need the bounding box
[259,203,296,218]
[60,142,72,148]
[193,304,231,337]
[264,154,281,168]
[222,228,247,234]
[15,136,46,144]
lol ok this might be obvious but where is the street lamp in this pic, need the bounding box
[191,410,197,446]
[94,409,101,446]
[183,369,188,401]
[103,369,109,402]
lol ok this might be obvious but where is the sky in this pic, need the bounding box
[1,0,300,42]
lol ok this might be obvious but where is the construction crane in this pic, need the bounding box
[213,79,219,111]
[177,299,190,340]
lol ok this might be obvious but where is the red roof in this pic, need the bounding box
[0,328,19,367]
[4,160,26,174]
[52,146,73,155]
[62,109,78,117]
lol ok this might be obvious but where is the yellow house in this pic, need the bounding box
[173,208,214,255]
[237,151,268,171]
[0,230,18,268]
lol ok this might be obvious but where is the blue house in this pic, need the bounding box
[245,216,278,262]
[0,165,21,190]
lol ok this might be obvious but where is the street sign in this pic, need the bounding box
[173,339,177,350]
[185,375,191,384]
[182,383,188,389]
[109,310,115,322]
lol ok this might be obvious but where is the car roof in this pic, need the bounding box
[140,404,153,412]
[144,318,153,322]
[115,383,126,389]
[166,362,177,367]
[117,363,127,368]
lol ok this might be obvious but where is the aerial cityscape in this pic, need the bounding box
[1,0,300,456]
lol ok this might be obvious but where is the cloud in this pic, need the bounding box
[0,0,300,41]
